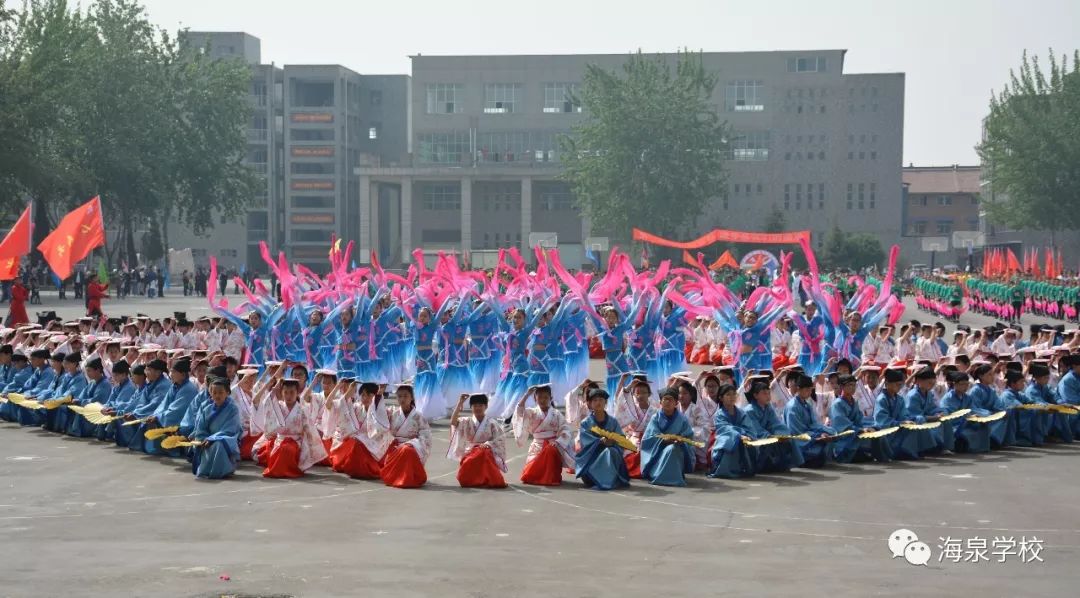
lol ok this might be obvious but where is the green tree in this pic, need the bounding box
[560,50,729,245]
[823,225,885,270]
[977,50,1080,240]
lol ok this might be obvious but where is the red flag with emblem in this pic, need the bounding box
[37,196,106,279]
[0,204,33,280]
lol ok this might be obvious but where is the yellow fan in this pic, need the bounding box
[161,435,198,450]
[42,396,73,410]
[85,412,118,425]
[1049,404,1079,416]
[859,426,900,439]
[967,411,1007,423]
[901,421,942,431]
[20,399,43,409]
[144,426,180,440]
[655,433,705,448]
[744,437,779,447]
[819,429,856,441]
[939,409,971,422]
[589,425,638,452]
[6,393,26,405]
[775,433,812,442]
[121,418,147,427]
[1015,403,1051,411]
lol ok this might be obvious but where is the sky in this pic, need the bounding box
[138,0,1080,166]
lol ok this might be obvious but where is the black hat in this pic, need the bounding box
[30,349,50,360]
[1061,354,1080,368]
[63,352,80,363]
[1029,363,1051,378]
[586,388,609,402]
[112,361,131,374]
[280,379,300,389]
[207,365,227,379]
[1004,370,1025,385]
[173,312,187,321]
[85,358,104,371]
[883,368,905,383]
[0,345,12,355]
[796,375,815,389]
[131,364,146,376]
[947,371,969,384]
[12,353,28,363]
[146,359,168,372]
[171,359,191,374]
[913,367,936,381]
[467,393,489,406]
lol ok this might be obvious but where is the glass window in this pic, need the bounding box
[290,161,334,175]
[728,131,770,161]
[420,182,462,210]
[543,83,581,113]
[787,57,826,72]
[417,131,470,165]
[369,124,379,140]
[725,80,764,112]
[870,183,876,209]
[818,183,825,209]
[484,83,522,114]
[938,195,953,206]
[291,196,335,209]
[421,229,462,243]
[291,228,332,243]
[425,83,463,114]
[913,222,927,235]
[937,221,953,234]
[536,182,575,211]
[847,183,854,210]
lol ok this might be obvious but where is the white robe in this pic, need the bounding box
[253,399,328,471]
[447,415,507,472]
[374,405,432,463]
[512,402,574,469]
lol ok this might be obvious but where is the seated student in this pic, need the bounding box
[0,351,32,422]
[742,380,804,472]
[122,359,171,449]
[176,362,216,440]
[999,369,1043,446]
[873,367,929,459]
[784,374,836,467]
[254,378,328,478]
[968,363,1012,447]
[1027,362,1072,443]
[939,371,992,453]
[708,383,756,478]
[512,384,574,486]
[639,386,696,487]
[326,381,387,479]
[564,378,599,453]
[613,378,656,478]
[231,367,263,460]
[447,393,508,489]
[132,359,198,456]
[375,383,432,488]
[92,361,136,441]
[828,375,892,462]
[574,388,630,490]
[65,358,112,438]
[189,376,243,479]
[676,380,712,470]
[902,367,952,454]
[1056,354,1080,438]
[44,353,87,433]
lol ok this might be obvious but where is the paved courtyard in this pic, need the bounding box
[1,293,1078,596]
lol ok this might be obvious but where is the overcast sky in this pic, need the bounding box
[139,0,1079,166]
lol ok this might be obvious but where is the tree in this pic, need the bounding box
[560,50,729,245]
[977,50,1080,240]
[822,225,885,271]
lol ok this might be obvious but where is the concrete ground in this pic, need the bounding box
[1,293,1078,597]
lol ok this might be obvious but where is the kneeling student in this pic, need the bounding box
[639,386,695,487]
[448,393,508,488]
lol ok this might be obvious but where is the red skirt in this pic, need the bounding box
[331,437,382,479]
[684,340,694,361]
[380,442,427,488]
[520,442,563,486]
[255,441,271,465]
[317,437,333,467]
[263,438,304,478]
[625,451,642,479]
[690,347,710,365]
[240,434,259,461]
[457,446,507,488]
[588,337,603,359]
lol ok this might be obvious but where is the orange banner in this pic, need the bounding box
[633,227,810,249]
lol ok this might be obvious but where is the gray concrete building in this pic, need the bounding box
[357,50,905,268]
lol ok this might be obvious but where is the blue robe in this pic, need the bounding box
[902,387,952,452]
[575,413,630,490]
[124,376,171,449]
[784,396,835,467]
[65,376,112,438]
[0,364,32,421]
[999,387,1043,446]
[44,371,87,433]
[178,388,210,438]
[969,382,1011,447]
[639,410,695,486]
[828,396,892,462]
[708,405,756,478]
[873,391,929,459]
[1056,370,1080,437]
[939,390,991,453]
[131,378,198,456]
[1027,381,1073,443]
[742,401,804,472]
[189,397,242,479]
[95,379,135,441]
[14,365,57,426]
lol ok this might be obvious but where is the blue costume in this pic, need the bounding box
[639,409,696,486]
[43,370,86,433]
[1056,370,1080,437]
[95,378,135,441]
[999,386,1044,446]
[708,404,756,478]
[65,374,111,438]
[902,386,951,452]
[575,412,630,490]
[939,389,991,453]
[131,377,198,456]
[828,396,892,462]
[969,382,1011,447]
[873,389,932,459]
[189,397,242,479]
[0,363,32,421]
[742,401,804,472]
[14,364,57,427]
[784,395,835,467]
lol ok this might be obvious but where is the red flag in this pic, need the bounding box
[0,204,33,281]
[37,196,106,280]
[1006,248,1021,274]
[1045,248,1055,279]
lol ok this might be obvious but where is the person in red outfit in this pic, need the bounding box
[86,273,109,318]
[6,277,30,327]
[448,393,508,488]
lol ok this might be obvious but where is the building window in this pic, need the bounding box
[421,229,462,244]
[417,131,469,164]
[484,83,521,114]
[421,182,462,210]
[818,183,825,209]
[938,195,952,206]
[725,80,764,111]
[858,183,865,209]
[870,151,877,160]
[970,195,979,205]
[847,151,854,160]
[787,56,827,73]
[728,131,770,161]
[425,83,463,114]
[795,183,802,211]
[543,83,580,113]
[912,221,927,235]
[291,196,335,209]
[846,183,853,210]
[919,195,928,206]
[290,161,335,175]
[784,184,790,209]
[368,124,379,140]
[806,182,814,209]
[869,183,876,209]
[937,221,953,234]
[537,182,574,211]
[291,229,332,243]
